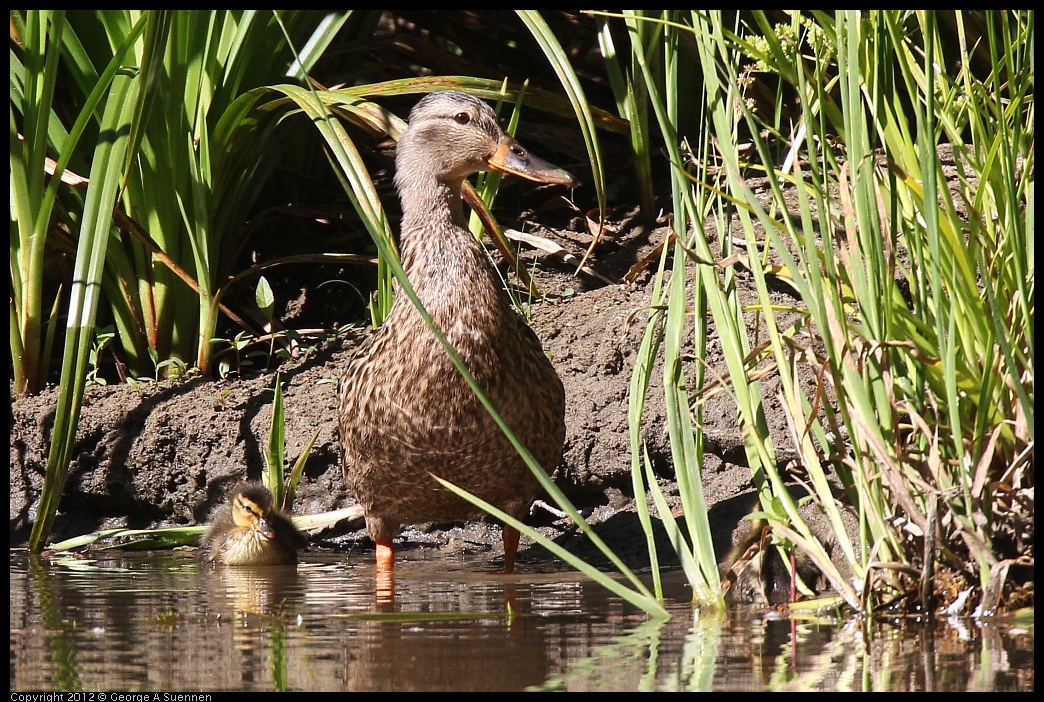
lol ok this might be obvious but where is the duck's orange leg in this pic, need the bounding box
[375,543,395,604]
[376,541,395,572]
[502,525,520,574]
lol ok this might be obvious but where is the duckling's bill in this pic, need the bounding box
[488,136,576,187]
[254,516,276,539]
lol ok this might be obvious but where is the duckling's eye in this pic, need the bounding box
[453,112,470,125]
[236,497,260,517]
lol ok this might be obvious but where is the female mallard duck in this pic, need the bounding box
[198,483,307,566]
[338,91,575,574]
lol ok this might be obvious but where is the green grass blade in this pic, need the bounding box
[49,526,208,552]
[627,311,667,599]
[595,16,656,220]
[435,477,668,617]
[284,429,320,512]
[516,10,604,253]
[264,373,286,506]
[29,68,141,551]
[284,11,354,80]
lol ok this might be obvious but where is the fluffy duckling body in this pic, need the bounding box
[338,91,575,574]
[198,483,306,566]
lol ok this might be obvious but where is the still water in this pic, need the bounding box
[10,549,1033,692]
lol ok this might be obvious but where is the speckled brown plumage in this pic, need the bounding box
[337,91,574,573]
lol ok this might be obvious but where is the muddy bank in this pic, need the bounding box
[13,198,867,610]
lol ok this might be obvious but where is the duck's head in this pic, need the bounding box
[230,483,278,539]
[394,91,577,191]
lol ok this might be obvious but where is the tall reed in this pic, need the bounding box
[614,10,1033,612]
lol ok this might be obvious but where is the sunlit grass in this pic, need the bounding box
[676,10,1032,612]
[574,9,1031,615]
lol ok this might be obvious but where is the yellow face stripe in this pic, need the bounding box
[235,495,262,518]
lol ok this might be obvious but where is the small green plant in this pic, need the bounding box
[260,372,363,530]
[85,326,116,386]
[255,275,277,370]
[124,349,196,389]
[262,372,315,512]
[150,349,193,381]
[206,387,237,409]
[212,331,257,379]
[212,276,314,378]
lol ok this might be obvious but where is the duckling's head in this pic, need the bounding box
[394,90,577,194]
[230,483,278,539]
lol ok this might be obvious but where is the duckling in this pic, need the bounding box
[198,483,307,566]
[339,90,576,574]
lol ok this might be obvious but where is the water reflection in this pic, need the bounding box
[9,550,1033,692]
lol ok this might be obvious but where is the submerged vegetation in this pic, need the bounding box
[11,11,1033,617]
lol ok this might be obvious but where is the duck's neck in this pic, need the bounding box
[398,176,468,267]
[396,174,508,321]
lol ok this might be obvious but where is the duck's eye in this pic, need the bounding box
[454,112,470,125]
[236,497,261,518]
[511,145,527,157]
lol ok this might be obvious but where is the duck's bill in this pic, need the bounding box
[489,136,577,187]
[256,518,277,540]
